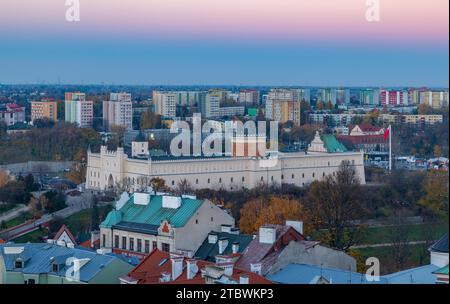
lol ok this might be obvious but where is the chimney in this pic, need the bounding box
[160,272,171,283]
[285,220,303,234]
[259,227,276,244]
[208,233,218,244]
[186,259,198,280]
[232,242,239,254]
[218,238,229,255]
[250,263,262,275]
[239,275,249,284]
[230,228,240,235]
[222,263,234,277]
[171,257,184,281]
[221,225,232,233]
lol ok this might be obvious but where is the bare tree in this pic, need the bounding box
[176,179,193,195]
[388,211,411,271]
[307,160,366,250]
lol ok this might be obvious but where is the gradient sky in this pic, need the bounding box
[0,0,448,86]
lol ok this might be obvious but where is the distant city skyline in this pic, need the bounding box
[0,0,448,86]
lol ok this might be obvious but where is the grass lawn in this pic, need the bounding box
[14,228,48,243]
[354,243,432,275]
[0,203,18,214]
[312,221,448,245]
[3,211,34,229]
[360,222,448,245]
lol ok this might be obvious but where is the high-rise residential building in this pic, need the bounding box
[265,100,301,125]
[317,88,338,105]
[200,92,220,118]
[420,90,449,108]
[0,103,25,126]
[103,93,133,131]
[267,89,300,102]
[152,91,177,118]
[407,88,427,105]
[359,89,380,105]
[336,88,350,105]
[31,100,58,122]
[379,89,408,106]
[265,89,302,125]
[296,88,311,103]
[239,89,260,104]
[65,92,94,128]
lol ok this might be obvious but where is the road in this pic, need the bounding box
[0,204,87,241]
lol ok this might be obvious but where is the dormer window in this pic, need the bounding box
[15,259,23,269]
[52,263,59,272]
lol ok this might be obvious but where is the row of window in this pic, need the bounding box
[113,235,170,253]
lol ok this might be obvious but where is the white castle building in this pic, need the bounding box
[86,132,365,192]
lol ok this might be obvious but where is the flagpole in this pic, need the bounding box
[389,125,392,172]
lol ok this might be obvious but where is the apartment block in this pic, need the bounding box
[103,92,133,131]
[31,100,58,122]
[65,92,93,128]
[152,91,177,118]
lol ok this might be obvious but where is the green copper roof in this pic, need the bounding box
[433,264,449,275]
[100,209,122,228]
[321,134,348,153]
[100,195,204,229]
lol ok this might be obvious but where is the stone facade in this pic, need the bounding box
[86,145,365,192]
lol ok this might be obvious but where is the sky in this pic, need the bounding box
[0,0,448,87]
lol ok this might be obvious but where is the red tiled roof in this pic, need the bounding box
[128,249,271,284]
[356,124,382,132]
[0,239,5,244]
[337,134,385,145]
[79,239,100,249]
[235,225,305,274]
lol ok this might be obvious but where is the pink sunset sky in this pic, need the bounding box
[1,0,448,45]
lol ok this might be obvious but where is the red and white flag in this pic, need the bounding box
[383,125,391,141]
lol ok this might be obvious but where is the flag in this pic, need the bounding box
[383,126,390,141]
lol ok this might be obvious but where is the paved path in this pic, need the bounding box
[351,240,433,249]
[0,204,30,223]
[0,204,87,241]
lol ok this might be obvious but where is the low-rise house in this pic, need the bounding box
[268,233,449,284]
[120,249,271,284]
[194,226,253,262]
[336,124,388,153]
[234,222,356,276]
[0,243,134,284]
[99,193,235,259]
[433,265,449,284]
[235,223,305,275]
[267,263,379,284]
[0,103,26,126]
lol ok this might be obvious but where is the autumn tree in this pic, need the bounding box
[150,177,168,192]
[0,170,10,188]
[316,101,325,110]
[307,160,365,250]
[67,150,87,185]
[418,170,449,221]
[433,145,443,158]
[140,110,161,130]
[239,197,267,234]
[239,196,310,234]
